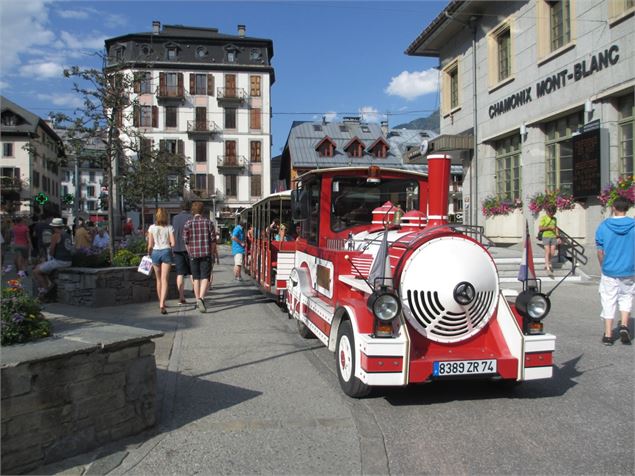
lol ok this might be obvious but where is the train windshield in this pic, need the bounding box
[331,177,419,232]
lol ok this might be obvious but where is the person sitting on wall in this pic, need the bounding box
[93,225,110,249]
[33,218,73,297]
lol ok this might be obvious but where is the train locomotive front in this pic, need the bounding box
[286,155,556,397]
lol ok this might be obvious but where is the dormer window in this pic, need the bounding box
[227,51,236,63]
[225,44,240,64]
[196,47,208,59]
[315,136,336,157]
[166,46,178,61]
[367,137,390,159]
[114,46,125,62]
[141,45,152,56]
[344,137,365,158]
[1,111,18,126]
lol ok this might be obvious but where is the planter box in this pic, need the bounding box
[553,204,586,239]
[484,209,523,244]
[55,266,179,307]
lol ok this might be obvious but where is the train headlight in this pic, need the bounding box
[516,289,551,321]
[368,288,401,322]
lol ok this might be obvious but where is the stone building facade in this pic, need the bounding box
[407,0,634,244]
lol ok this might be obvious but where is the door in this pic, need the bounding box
[225,74,236,98]
[195,107,207,131]
[225,140,237,166]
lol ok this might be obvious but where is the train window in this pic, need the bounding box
[331,177,419,232]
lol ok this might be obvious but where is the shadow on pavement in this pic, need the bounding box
[381,355,584,406]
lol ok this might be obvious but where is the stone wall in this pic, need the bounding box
[56,266,179,307]
[1,319,163,474]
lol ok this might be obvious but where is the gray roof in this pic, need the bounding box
[285,120,425,171]
[0,95,61,142]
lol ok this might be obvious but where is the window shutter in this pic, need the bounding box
[177,140,184,156]
[207,174,215,196]
[159,72,166,96]
[133,105,140,127]
[207,74,214,96]
[152,106,158,127]
[190,73,196,94]
[178,73,184,96]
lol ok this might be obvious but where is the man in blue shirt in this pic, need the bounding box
[232,222,246,281]
[595,196,635,345]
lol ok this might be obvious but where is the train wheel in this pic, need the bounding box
[297,319,316,339]
[335,320,370,398]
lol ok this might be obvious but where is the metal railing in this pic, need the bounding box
[557,226,587,273]
[186,120,220,133]
[216,87,247,100]
[155,85,185,99]
[217,155,246,168]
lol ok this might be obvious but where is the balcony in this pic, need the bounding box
[216,87,247,106]
[155,85,185,103]
[186,120,221,137]
[217,155,246,173]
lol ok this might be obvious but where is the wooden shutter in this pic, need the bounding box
[177,140,184,156]
[115,108,123,127]
[152,106,158,128]
[177,73,184,96]
[190,73,196,94]
[159,72,166,96]
[207,74,214,96]
[133,105,140,127]
[207,174,215,195]
[250,108,261,130]
[133,73,140,93]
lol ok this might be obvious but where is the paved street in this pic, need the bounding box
[36,245,633,475]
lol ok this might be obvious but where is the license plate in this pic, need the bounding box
[433,359,497,377]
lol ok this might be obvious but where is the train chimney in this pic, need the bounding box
[152,21,161,35]
[237,24,246,37]
[426,154,451,227]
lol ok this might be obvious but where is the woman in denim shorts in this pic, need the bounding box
[147,208,175,314]
[539,206,559,273]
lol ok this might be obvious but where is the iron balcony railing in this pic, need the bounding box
[216,87,247,101]
[156,85,185,99]
[217,155,246,169]
[186,120,220,134]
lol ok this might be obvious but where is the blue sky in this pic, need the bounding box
[0,0,445,153]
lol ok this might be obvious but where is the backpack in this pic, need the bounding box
[41,228,53,246]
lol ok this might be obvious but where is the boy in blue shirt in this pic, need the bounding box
[595,196,635,345]
[232,222,246,281]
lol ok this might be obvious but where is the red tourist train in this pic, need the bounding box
[241,155,556,397]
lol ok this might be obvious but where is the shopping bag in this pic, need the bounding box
[137,255,153,276]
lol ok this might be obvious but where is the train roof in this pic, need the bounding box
[247,190,292,208]
[295,166,429,182]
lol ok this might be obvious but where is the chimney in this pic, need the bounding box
[426,154,451,227]
[237,24,246,37]
[152,21,160,35]
[380,120,389,136]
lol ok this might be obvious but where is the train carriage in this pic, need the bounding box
[284,155,556,397]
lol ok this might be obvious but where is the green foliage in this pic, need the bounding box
[112,249,142,267]
[121,235,147,255]
[2,280,51,346]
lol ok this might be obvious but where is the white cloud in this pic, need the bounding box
[0,80,9,92]
[323,111,338,123]
[358,106,386,124]
[19,61,65,79]
[54,7,126,28]
[385,69,439,101]
[60,31,106,51]
[36,93,84,109]
[0,0,56,72]
[56,9,90,19]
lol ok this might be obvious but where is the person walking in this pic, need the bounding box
[147,208,175,315]
[539,206,559,273]
[232,221,246,281]
[10,217,31,278]
[183,202,215,313]
[74,219,92,249]
[172,200,193,304]
[33,218,73,296]
[595,196,634,346]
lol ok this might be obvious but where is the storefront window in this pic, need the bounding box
[544,111,583,194]
[495,135,521,200]
[618,93,634,178]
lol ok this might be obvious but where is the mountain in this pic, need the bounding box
[392,109,439,133]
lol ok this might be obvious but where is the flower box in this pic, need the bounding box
[484,209,524,243]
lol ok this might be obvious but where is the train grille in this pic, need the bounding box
[406,289,495,339]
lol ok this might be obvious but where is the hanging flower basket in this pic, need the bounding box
[528,190,577,214]
[598,176,635,208]
[481,195,522,217]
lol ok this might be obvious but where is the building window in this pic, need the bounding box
[139,72,152,94]
[442,59,459,114]
[225,175,237,198]
[1,112,17,126]
[33,170,40,187]
[165,106,177,128]
[250,141,261,163]
[89,171,95,183]
[166,73,178,96]
[87,201,97,211]
[251,174,261,197]
[87,186,95,198]
[192,74,207,95]
[195,141,207,163]
[140,106,153,127]
[162,139,178,154]
[618,93,634,178]
[497,27,511,82]
[114,47,124,62]
[225,108,237,129]
[167,47,177,61]
[2,143,13,157]
[495,135,522,201]
[609,0,635,22]
[545,110,584,195]
[250,76,261,97]
[549,0,571,51]
[195,174,207,191]
[227,51,236,63]
[250,108,261,130]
